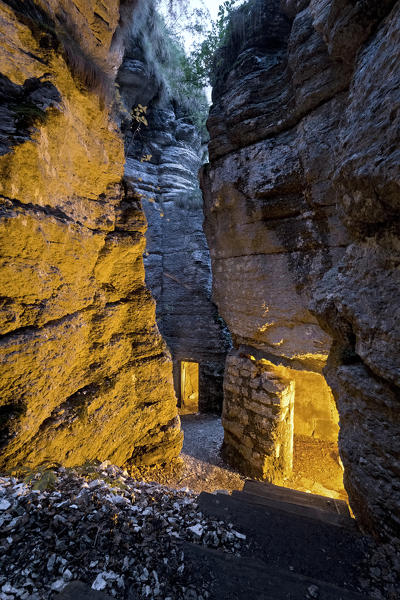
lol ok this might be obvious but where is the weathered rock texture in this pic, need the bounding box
[120,18,230,414]
[223,351,295,480]
[0,0,182,470]
[201,0,400,541]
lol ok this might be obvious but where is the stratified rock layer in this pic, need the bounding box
[0,0,182,470]
[121,22,230,414]
[202,0,399,541]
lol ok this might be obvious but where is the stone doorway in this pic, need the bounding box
[286,371,345,500]
[222,351,346,500]
[180,361,199,415]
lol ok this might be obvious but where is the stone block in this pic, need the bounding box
[243,399,275,419]
[250,378,261,389]
[222,418,244,440]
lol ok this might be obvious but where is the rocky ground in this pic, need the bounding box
[1,417,399,600]
[165,415,245,494]
[125,415,246,495]
[161,415,344,500]
[0,463,247,600]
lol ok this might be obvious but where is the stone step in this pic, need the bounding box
[231,489,352,529]
[184,542,369,600]
[244,479,350,517]
[198,492,368,591]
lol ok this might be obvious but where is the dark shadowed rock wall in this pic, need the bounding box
[0,0,182,471]
[201,0,399,542]
[120,17,230,414]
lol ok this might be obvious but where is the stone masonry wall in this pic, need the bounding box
[223,351,294,482]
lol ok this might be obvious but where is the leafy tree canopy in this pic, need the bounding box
[158,0,244,88]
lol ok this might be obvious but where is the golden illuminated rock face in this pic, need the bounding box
[0,0,182,471]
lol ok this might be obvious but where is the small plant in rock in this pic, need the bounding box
[132,103,148,127]
[125,104,150,156]
[185,0,242,87]
[16,460,60,491]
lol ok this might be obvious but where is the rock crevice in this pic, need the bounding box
[120,12,230,414]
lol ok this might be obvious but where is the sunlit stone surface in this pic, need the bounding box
[0,0,182,471]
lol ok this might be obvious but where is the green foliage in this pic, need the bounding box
[70,461,129,491]
[124,1,247,136]
[11,460,128,494]
[156,26,209,134]
[15,461,61,491]
[159,1,244,88]
[126,2,210,136]
[30,469,57,491]
[185,1,241,88]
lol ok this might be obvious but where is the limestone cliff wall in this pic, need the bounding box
[120,19,230,414]
[201,0,399,540]
[0,0,182,470]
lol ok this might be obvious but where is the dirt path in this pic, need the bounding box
[286,434,347,501]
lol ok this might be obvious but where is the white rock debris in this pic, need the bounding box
[0,464,246,599]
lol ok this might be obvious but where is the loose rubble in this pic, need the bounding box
[0,462,247,599]
[363,539,400,600]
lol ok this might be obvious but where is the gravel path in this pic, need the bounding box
[172,414,245,494]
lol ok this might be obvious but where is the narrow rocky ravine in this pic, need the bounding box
[0,0,399,598]
[118,10,230,413]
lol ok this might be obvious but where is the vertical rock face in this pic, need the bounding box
[0,0,182,470]
[201,0,342,482]
[120,17,230,414]
[310,0,400,541]
[201,0,400,540]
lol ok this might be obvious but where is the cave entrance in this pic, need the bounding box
[180,361,199,415]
